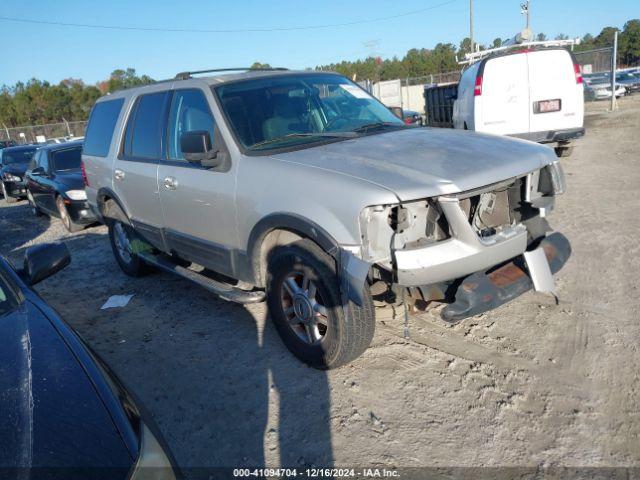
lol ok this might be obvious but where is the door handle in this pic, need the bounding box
[114,169,125,181]
[163,176,178,190]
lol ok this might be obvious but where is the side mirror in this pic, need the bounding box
[30,166,46,176]
[180,131,220,168]
[23,243,70,285]
[389,106,404,120]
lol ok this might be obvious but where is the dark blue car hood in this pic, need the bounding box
[1,163,29,177]
[0,301,133,473]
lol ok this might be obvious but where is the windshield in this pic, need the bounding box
[52,146,82,172]
[215,73,404,151]
[2,148,37,165]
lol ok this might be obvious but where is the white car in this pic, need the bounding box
[453,46,585,157]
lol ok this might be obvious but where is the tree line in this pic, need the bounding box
[317,19,640,81]
[0,20,638,128]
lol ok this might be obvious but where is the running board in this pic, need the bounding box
[138,252,265,304]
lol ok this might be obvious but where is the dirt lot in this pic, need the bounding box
[1,95,639,476]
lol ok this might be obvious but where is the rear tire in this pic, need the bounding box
[266,239,375,369]
[108,219,152,277]
[57,196,83,232]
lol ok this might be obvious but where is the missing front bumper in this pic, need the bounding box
[440,232,571,323]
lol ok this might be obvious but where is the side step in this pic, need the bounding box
[138,252,265,304]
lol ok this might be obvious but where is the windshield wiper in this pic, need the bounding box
[249,132,357,150]
[352,122,405,134]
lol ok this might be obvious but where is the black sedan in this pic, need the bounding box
[0,244,180,479]
[25,141,97,232]
[0,144,39,203]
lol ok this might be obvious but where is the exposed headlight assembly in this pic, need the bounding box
[65,189,87,201]
[2,173,21,182]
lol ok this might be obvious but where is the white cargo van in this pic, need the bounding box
[453,46,585,156]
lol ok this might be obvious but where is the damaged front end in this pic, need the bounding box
[358,160,570,322]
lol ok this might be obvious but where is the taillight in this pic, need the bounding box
[474,75,483,96]
[574,63,583,84]
[80,160,89,187]
[404,118,412,125]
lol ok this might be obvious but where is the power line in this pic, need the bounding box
[0,1,459,34]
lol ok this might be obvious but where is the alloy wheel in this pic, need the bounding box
[280,272,329,345]
[113,222,133,264]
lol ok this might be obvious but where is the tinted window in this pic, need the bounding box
[1,148,37,164]
[124,92,167,159]
[167,89,216,160]
[84,99,124,157]
[52,147,82,171]
[37,150,49,172]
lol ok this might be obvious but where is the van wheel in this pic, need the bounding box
[56,196,83,232]
[555,146,573,158]
[108,220,151,277]
[266,239,375,369]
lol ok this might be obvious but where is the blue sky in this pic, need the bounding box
[1,0,637,86]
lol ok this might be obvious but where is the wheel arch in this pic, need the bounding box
[247,213,341,288]
[96,187,131,225]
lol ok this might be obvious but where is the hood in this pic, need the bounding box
[0,301,133,470]
[53,170,83,189]
[270,128,557,201]
[1,163,29,177]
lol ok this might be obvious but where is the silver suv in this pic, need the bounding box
[82,68,570,369]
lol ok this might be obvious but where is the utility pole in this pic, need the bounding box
[611,30,618,112]
[521,1,531,31]
[469,0,474,53]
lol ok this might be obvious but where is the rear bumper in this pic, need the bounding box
[511,127,585,144]
[440,232,571,322]
[65,199,98,224]
[2,180,27,198]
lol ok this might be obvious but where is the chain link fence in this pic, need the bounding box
[0,120,87,144]
[574,47,614,75]
[401,70,461,87]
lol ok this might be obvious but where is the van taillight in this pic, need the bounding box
[574,63,583,84]
[474,75,483,96]
[80,160,89,187]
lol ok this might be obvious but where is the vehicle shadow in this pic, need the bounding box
[0,200,52,259]
[27,232,334,477]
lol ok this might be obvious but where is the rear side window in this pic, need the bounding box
[84,98,124,157]
[52,147,82,171]
[123,92,168,159]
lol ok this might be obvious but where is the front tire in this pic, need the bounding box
[2,182,17,203]
[57,196,83,232]
[27,190,43,217]
[108,220,151,277]
[266,239,375,369]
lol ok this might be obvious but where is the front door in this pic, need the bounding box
[157,88,237,276]
[112,90,169,248]
[29,150,56,214]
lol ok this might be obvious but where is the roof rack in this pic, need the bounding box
[459,38,581,65]
[174,67,289,81]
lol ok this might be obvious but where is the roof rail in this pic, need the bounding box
[174,67,289,80]
[459,38,581,65]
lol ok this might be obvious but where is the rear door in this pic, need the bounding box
[113,91,169,248]
[157,88,237,276]
[478,53,530,135]
[528,49,583,134]
[29,150,56,214]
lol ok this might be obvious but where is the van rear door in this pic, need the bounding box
[478,53,529,136]
[528,49,583,135]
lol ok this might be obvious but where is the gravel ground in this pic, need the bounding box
[1,95,639,476]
